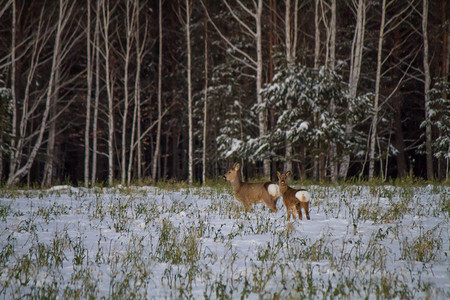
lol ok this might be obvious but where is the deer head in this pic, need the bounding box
[223,163,240,182]
[277,171,291,187]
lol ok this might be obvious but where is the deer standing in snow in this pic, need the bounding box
[277,171,311,220]
[223,163,279,212]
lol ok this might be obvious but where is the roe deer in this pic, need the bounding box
[223,163,279,212]
[277,171,311,220]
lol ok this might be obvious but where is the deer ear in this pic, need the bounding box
[285,171,291,178]
[277,171,281,179]
[234,163,240,170]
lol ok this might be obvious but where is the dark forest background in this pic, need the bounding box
[0,0,448,187]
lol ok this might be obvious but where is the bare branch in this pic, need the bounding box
[201,0,257,66]
[223,0,256,36]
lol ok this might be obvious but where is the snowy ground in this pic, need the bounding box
[0,184,448,299]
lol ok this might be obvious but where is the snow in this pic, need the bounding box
[224,138,242,158]
[299,120,309,130]
[0,185,448,298]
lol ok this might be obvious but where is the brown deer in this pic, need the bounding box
[277,171,311,221]
[223,163,279,212]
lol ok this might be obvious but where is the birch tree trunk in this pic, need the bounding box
[314,0,321,69]
[186,0,194,184]
[329,0,336,69]
[329,0,337,182]
[369,0,386,181]
[128,99,137,184]
[42,65,60,187]
[121,0,135,185]
[42,107,56,187]
[91,0,100,185]
[128,1,146,185]
[422,0,433,180]
[9,0,16,180]
[255,0,270,178]
[84,0,92,187]
[444,0,449,180]
[8,9,41,182]
[152,0,163,182]
[137,78,142,181]
[313,0,321,180]
[0,1,13,181]
[269,0,276,81]
[101,0,115,186]
[284,0,293,173]
[202,17,208,184]
[7,0,67,185]
[339,0,365,180]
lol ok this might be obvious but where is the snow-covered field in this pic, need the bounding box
[0,184,448,299]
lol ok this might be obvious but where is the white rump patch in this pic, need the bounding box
[267,184,279,197]
[295,191,310,203]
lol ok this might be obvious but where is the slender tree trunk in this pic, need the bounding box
[42,104,56,187]
[329,0,337,182]
[202,17,208,184]
[92,0,100,184]
[137,78,142,181]
[444,0,449,180]
[329,0,336,69]
[8,0,67,185]
[152,0,163,182]
[339,0,365,180]
[9,5,43,183]
[422,0,433,180]
[137,6,149,182]
[313,0,321,180]
[284,0,293,173]
[438,0,447,179]
[9,0,17,180]
[447,23,450,182]
[255,0,269,178]
[127,1,142,185]
[369,0,386,181]
[128,100,137,185]
[137,24,143,182]
[84,0,92,187]
[101,0,115,186]
[186,0,194,184]
[8,4,50,184]
[292,0,298,59]
[269,0,276,81]
[314,0,320,69]
[320,0,330,181]
[121,0,134,185]
[42,63,59,188]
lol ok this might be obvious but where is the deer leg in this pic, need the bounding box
[262,196,277,213]
[273,196,278,207]
[304,202,310,220]
[291,207,296,220]
[243,201,251,212]
[296,204,303,220]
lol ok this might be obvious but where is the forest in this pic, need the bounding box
[0,0,448,186]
